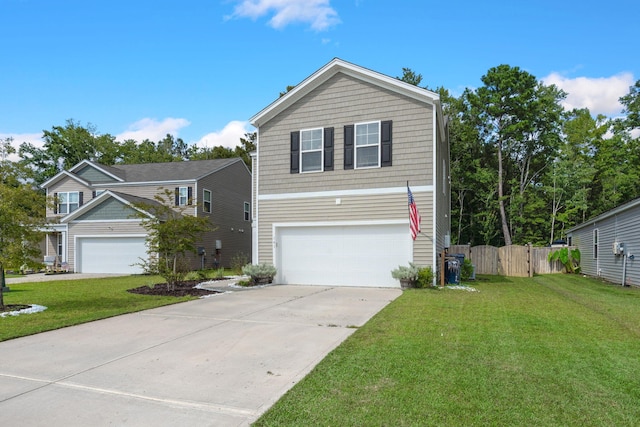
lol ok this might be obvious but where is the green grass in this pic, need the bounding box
[255,275,640,426]
[0,275,195,342]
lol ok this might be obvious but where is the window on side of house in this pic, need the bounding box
[57,191,80,214]
[355,121,380,168]
[244,202,250,221]
[300,128,323,173]
[203,189,212,213]
[593,229,598,259]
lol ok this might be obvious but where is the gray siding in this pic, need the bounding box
[75,198,138,221]
[195,160,252,268]
[257,73,434,196]
[568,203,640,286]
[75,165,119,183]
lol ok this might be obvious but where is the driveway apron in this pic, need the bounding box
[0,285,401,426]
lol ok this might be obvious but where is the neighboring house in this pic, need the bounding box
[40,158,252,274]
[249,58,451,287]
[566,197,640,286]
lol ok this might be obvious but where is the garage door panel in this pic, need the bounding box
[277,224,411,287]
[77,237,147,274]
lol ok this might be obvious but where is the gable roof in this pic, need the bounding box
[41,158,244,188]
[250,58,440,128]
[567,197,640,233]
[60,190,158,223]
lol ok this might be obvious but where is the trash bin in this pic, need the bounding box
[445,257,461,284]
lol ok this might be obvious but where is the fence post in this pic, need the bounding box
[528,243,533,277]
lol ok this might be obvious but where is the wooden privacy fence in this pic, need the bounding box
[448,244,571,277]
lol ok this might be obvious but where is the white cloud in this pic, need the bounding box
[0,132,44,162]
[116,117,190,142]
[193,121,252,149]
[228,0,340,31]
[542,72,635,116]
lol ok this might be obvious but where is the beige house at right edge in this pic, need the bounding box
[249,58,451,287]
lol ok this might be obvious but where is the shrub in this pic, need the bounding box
[460,258,474,281]
[391,262,421,282]
[231,252,250,275]
[415,266,434,288]
[242,263,277,285]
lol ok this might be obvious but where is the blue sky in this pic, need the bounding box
[2,0,638,158]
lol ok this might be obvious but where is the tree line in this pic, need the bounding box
[11,120,256,186]
[399,67,640,247]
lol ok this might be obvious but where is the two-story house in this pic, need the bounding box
[250,58,451,287]
[40,158,252,274]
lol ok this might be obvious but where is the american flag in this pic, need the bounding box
[408,186,421,240]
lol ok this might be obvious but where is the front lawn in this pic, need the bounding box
[0,275,195,342]
[255,275,640,426]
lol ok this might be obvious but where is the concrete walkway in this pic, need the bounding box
[0,284,401,426]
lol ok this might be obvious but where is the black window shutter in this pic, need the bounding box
[290,131,300,174]
[381,120,392,167]
[187,187,193,205]
[175,187,179,206]
[92,190,96,198]
[79,192,84,206]
[53,192,58,214]
[324,127,334,171]
[344,125,354,170]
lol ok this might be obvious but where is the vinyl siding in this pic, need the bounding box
[568,204,640,286]
[257,190,434,268]
[75,165,119,183]
[75,198,138,221]
[257,73,434,196]
[46,179,93,217]
[195,160,252,268]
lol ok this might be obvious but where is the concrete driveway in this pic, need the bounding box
[0,284,401,426]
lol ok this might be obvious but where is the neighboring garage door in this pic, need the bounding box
[76,236,147,274]
[276,224,412,287]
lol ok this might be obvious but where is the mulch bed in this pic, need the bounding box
[127,280,221,297]
[0,304,31,313]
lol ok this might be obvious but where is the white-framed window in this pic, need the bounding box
[178,187,188,206]
[57,191,79,214]
[300,128,323,173]
[203,189,212,213]
[244,202,250,221]
[593,229,599,259]
[94,190,105,197]
[355,121,380,168]
[57,233,63,257]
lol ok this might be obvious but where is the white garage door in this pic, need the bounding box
[76,237,147,274]
[276,224,412,287]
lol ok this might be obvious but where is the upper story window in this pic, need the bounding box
[344,120,391,170]
[57,191,80,214]
[355,121,380,168]
[175,186,192,206]
[244,202,250,221]
[203,189,212,213]
[290,128,334,174]
[300,128,323,173]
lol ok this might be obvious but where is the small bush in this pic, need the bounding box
[460,259,474,281]
[231,252,250,275]
[391,262,421,281]
[242,263,277,285]
[415,266,434,288]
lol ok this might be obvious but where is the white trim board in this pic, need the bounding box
[259,185,433,201]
